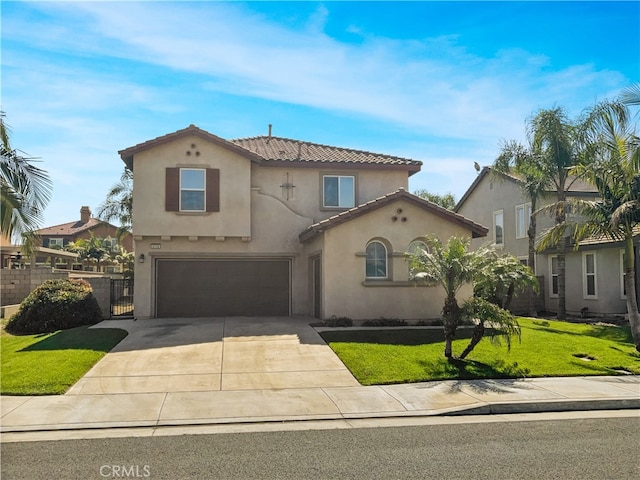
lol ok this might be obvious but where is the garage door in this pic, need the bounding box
[156,259,290,317]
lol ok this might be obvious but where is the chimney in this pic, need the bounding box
[268,124,272,138]
[80,206,91,223]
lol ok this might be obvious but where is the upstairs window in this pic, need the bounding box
[365,241,387,279]
[323,175,355,208]
[493,210,504,246]
[48,238,64,248]
[180,168,206,211]
[516,203,531,239]
[165,167,220,212]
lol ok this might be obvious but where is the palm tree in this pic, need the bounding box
[620,83,640,106]
[97,167,132,241]
[409,236,523,359]
[67,234,109,272]
[1,112,52,245]
[539,99,640,350]
[492,140,550,315]
[528,107,585,320]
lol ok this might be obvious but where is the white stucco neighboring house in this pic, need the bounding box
[119,125,488,320]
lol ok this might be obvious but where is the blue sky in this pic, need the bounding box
[2,1,638,228]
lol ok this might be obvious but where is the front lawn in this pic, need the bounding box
[1,325,127,395]
[320,318,640,385]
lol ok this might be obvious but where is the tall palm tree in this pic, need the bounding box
[97,167,132,241]
[528,107,584,320]
[539,100,640,350]
[492,140,550,315]
[1,112,52,245]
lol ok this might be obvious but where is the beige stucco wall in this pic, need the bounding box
[319,198,476,320]
[251,165,409,223]
[133,187,315,318]
[132,134,252,238]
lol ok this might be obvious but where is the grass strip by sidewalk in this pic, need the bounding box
[320,317,640,385]
[1,326,127,395]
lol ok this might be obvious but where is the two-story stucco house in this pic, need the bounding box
[456,166,633,317]
[119,125,487,320]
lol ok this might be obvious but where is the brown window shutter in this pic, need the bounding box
[165,168,179,211]
[206,168,220,212]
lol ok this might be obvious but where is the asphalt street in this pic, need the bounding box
[2,414,639,479]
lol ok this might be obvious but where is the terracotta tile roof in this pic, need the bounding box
[230,135,422,172]
[119,125,422,174]
[299,189,488,242]
[35,218,104,236]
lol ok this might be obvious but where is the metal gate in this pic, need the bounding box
[110,278,134,318]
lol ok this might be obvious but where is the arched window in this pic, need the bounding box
[366,241,387,279]
[408,240,428,280]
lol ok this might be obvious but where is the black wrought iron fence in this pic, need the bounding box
[110,279,134,318]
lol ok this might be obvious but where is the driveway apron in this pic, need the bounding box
[66,317,359,395]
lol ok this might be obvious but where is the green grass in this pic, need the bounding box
[1,326,128,395]
[321,318,640,385]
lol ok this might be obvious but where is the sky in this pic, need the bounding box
[2,0,639,229]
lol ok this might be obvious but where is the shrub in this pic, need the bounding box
[362,318,408,327]
[6,279,103,334]
[323,316,353,327]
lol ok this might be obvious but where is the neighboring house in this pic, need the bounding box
[119,124,487,319]
[456,166,632,317]
[35,206,133,271]
[0,233,78,269]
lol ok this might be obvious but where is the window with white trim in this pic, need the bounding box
[323,175,355,208]
[620,250,627,300]
[549,255,558,297]
[48,238,64,248]
[103,238,118,252]
[493,210,504,246]
[180,168,206,211]
[365,241,387,279]
[516,203,531,239]
[583,252,597,299]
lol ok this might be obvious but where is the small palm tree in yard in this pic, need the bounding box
[409,236,536,360]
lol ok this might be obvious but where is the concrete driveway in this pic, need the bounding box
[66,317,360,395]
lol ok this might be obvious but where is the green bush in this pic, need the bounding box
[362,318,408,327]
[6,279,103,335]
[323,316,353,327]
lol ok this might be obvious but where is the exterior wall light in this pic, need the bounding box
[139,254,145,263]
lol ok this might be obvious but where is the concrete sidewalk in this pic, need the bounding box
[1,317,638,439]
[2,376,638,436]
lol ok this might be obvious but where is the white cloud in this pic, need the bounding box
[2,1,633,224]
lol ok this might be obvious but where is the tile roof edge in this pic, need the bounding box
[230,135,422,165]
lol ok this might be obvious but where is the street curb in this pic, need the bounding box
[441,397,640,416]
[2,398,638,435]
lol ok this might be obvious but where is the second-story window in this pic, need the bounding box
[166,167,220,213]
[180,168,206,211]
[515,203,531,239]
[48,238,64,248]
[323,175,355,208]
[493,210,504,246]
